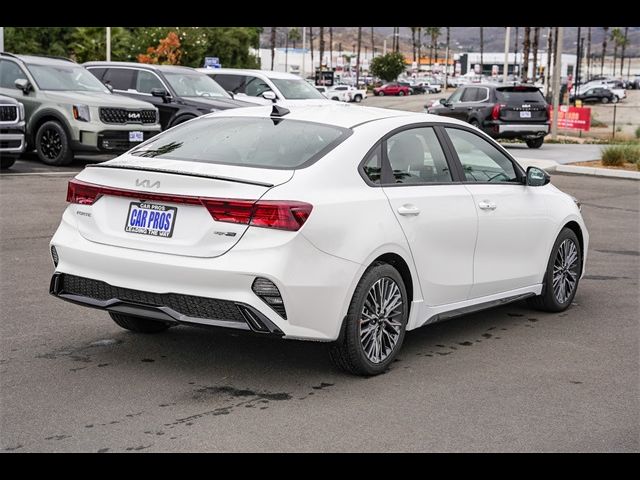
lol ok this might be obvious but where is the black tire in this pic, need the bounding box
[469,119,480,128]
[528,227,582,312]
[353,95,363,103]
[398,91,405,96]
[170,115,197,128]
[35,120,73,166]
[0,157,17,170]
[329,262,409,376]
[526,137,545,149]
[611,95,619,104]
[109,312,171,333]
[601,96,609,104]
[378,91,385,97]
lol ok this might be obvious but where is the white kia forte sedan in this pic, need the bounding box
[49,103,588,375]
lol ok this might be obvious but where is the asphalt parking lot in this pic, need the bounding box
[1,163,638,452]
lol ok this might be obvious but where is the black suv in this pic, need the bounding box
[570,87,617,104]
[427,84,550,148]
[84,62,254,130]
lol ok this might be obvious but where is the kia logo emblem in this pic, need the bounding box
[128,112,141,120]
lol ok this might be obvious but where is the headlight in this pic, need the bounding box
[72,104,90,122]
[570,195,582,211]
[17,103,25,121]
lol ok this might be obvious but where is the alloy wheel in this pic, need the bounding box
[41,128,63,160]
[552,239,579,304]
[359,277,403,364]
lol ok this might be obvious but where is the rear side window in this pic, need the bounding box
[362,145,382,184]
[460,87,479,102]
[102,68,135,91]
[131,117,350,169]
[211,74,246,94]
[135,70,164,94]
[496,87,545,103]
[86,67,106,81]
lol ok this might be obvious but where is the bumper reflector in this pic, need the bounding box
[51,245,59,267]
[252,277,287,319]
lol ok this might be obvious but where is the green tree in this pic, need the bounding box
[601,26,609,76]
[4,27,75,57]
[610,27,625,76]
[70,27,133,63]
[370,52,406,82]
[288,27,301,50]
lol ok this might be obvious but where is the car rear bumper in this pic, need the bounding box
[49,208,361,341]
[486,122,549,139]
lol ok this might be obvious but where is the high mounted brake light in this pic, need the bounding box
[66,179,312,231]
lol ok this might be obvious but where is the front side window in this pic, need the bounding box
[446,128,518,183]
[385,127,453,184]
[26,64,109,92]
[460,87,479,102]
[135,70,164,94]
[271,78,327,99]
[244,76,272,97]
[131,117,349,169]
[0,60,27,89]
[447,88,464,103]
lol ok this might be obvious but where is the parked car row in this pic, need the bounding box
[0,54,339,169]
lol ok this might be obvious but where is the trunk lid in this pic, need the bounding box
[495,86,549,122]
[73,156,293,258]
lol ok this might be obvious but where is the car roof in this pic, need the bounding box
[3,53,76,66]
[203,103,455,129]
[196,68,305,80]
[83,61,197,74]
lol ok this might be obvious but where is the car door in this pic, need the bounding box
[130,69,179,130]
[0,59,39,120]
[457,86,486,121]
[375,125,478,306]
[436,87,464,120]
[442,126,554,298]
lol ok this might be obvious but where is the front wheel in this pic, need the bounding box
[398,91,405,96]
[611,95,619,104]
[526,137,545,149]
[353,95,362,103]
[378,91,385,97]
[329,263,408,376]
[35,121,73,166]
[528,228,582,312]
[109,312,172,333]
[601,96,609,104]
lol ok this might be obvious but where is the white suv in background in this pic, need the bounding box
[196,68,330,105]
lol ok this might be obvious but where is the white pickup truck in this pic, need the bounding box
[324,85,367,103]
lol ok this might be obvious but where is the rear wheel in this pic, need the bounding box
[398,91,405,96]
[109,312,172,333]
[528,228,582,312]
[378,91,385,97]
[353,95,363,103]
[526,137,545,149]
[611,95,619,104]
[0,157,17,170]
[35,121,73,166]
[469,119,480,128]
[329,263,408,376]
[601,96,609,104]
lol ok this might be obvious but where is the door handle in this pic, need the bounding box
[478,200,497,211]
[397,205,420,216]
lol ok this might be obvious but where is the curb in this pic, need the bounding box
[516,158,640,180]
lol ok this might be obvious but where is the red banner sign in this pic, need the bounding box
[550,106,591,131]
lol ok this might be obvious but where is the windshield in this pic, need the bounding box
[163,72,230,98]
[27,64,109,92]
[131,117,349,169]
[271,78,326,99]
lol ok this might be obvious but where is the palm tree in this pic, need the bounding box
[586,27,592,78]
[288,28,301,50]
[270,27,277,70]
[329,27,333,68]
[309,27,314,76]
[531,27,540,82]
[522,27,531,82]
[411,27,418,62]
[610,28,623,75]
[319,27,325,83]
[601,26,609,76]
[480,27,484,72]
[444,27,450,90]
[545,27,553,97]
[432,28,441,64]
[417,27,422,69]
[620,27,629,77]
[356,27,362,87]
[371,27,375,57]
[514,26,519,75]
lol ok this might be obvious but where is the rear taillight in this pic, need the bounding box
[67,179,312,232]
[491,103,504,120]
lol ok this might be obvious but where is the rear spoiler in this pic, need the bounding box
[87,163,274,188]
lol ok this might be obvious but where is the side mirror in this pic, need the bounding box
[15,78,32,94]
[526,166,550,186]
[227,90,235,99]
[151,88,170,103]
[105,83,114,93]
[262,91,277,102]
[439,98,451,106]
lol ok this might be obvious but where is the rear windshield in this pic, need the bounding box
[270,79,327,99]
[131,117,350,169]
[496,87,546,103]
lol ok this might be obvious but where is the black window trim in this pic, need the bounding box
[89,66,172,97]
[1,59,35,91]
[440,124,526,185]
[357,122,463,187]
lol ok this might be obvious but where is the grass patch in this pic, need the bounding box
[591,118,608,128]
[601,144,640,166]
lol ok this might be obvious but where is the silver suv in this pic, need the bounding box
[0,53,161,166]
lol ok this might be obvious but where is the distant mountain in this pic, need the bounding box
[262,27,640,57]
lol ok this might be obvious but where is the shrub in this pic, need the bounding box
[636,126,640,139]
[601,144,640,166]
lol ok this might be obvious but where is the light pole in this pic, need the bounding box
[0,27,4,52]
[106,27,111,61]
[503,27,511,83]
[551,27,564,140]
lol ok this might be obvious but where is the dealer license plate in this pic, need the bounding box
[129,131,144,142]
[125,202,177,238]
[520,111,532,118]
